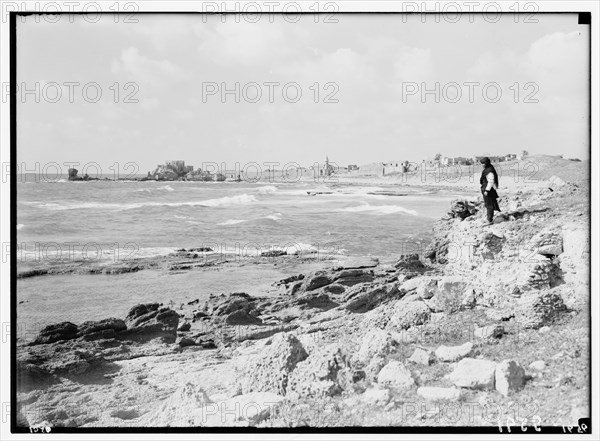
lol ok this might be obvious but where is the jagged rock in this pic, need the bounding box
[377,361,415,389]
[214,293,255,316]
[385,300,431,331]
[495,360,525,396]
[417,386,462,401]
[178,337,195,347]
[365,355,387,382]
[32,322,78,345]
[335,268,375,286]
[287,345,351,398]
[302,271,335,291]
[294,292,337,310]
[529,230,563,257]
[435,342,473,362]
[475,231,506,260]
[402,276,438,300]
[225,310,263,325]
[344,283,403,313]
[409,347,435,365]
[355,329,397,364]
[178,322,191,332]
[447,200,478,220]
[529,360,546,371]
[77,318,126,337]
[361,387,391,406]
[123,303,179,342]
[241,333,308,395]
[515,290,566,329]
[426,276,469,313]
[447,358,496,390]
[394,254,426,273]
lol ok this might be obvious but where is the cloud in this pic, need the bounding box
[110,47,190,87]
[522,31,588,95]
[195,20,289,66]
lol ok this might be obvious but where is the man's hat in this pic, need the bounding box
[480,157,491,165]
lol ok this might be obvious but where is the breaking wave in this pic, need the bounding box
[28,193,258,211]
[256,185,278,194]
[339,204,419,216]
[217,219,248,226]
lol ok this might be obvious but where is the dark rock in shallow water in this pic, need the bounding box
[261,250,287,257]
[333,257,379,270]
[32,322,79,345]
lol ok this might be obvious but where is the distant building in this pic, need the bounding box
[505,154,517,161]
[320,156,336,176]
[441,156,470,166]
[348,164,359,171]
[472,155,504,164]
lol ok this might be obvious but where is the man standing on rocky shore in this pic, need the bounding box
[480,157,501,225]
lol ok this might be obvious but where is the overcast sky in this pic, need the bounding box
[16,13,589,172]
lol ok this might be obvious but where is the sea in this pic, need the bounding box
[16,179,466,260]
[15,179,467,332]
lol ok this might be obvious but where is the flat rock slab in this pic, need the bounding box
[408,348,435,366]
[447,358,497,390]
[417,386,462,402]
[377,360,415,389]
[435,342,473,362]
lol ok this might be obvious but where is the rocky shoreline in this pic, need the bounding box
[16,168,590,428]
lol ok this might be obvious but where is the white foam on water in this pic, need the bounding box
[29,193,258,211]
[265,213,282,221]
[217,219,248,226]
[339,203,419,216]
[256,185,278,194]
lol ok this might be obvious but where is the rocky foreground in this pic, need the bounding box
[16,170,590,428]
